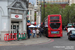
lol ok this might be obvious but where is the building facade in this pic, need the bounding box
[0,0,28,41]
[27,3,35,24]
[69,0,75,5]
[27,3,41,26]
[37,0,69,4]
[36,5,41,25]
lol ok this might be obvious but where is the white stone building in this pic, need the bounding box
[0,0,28,41]
[69,0,75,5]
[36,0,69,4]
[27,3,35,24]
[36,5,41,25]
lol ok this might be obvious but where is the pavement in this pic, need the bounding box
[0,31,75,50]
[0,36,51,46]
[0,34,1,40]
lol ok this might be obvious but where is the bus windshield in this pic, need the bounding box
[50,23,60,29]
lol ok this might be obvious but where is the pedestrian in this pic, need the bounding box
[39,28,42,37]
[33,28,36,38]
[41,28,44,35]
[27,28,31,39]
[30,29,32,36]
[36,28,39,38]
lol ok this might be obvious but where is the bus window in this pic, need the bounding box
[50,20,59,22]
[50,16,59,20]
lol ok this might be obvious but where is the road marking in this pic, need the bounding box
[49,38,54,43]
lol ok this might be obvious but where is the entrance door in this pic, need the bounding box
[11,23,19,33]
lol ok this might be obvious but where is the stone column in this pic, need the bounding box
[36,11,38,25]
[1,8,11,41]
[0,11,1,34]
[32,9,34,22]
[0,11,1,39]
[29,10,30,20]
[19,21,22,33]
[8,9,11,33]
[1,16,9,41]
[23,11,27,33]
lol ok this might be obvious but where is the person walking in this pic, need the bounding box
[30,29,32,36]
[39,28,42,37]
[36,28,39,38]
[41,28,44,35]
[33,29,36,38]
[27,28,31,39]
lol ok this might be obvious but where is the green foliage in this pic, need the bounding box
[41,3,75,26]
[61,4,75,26]
[34,12,36,21]
[42,4,62,21]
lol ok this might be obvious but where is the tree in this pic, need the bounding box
[41,4,62,21]
[69,4,75,23]
[34,12,36,21]
[61,5,70,26]
[41,3,75,26]
[61,4,75,26]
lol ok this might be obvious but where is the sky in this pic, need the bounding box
[29,0,36,5]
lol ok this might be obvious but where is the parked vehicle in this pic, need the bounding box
[67,30,75,40]
[64,23,73,31]
[67,28,75,40]
[64,26,67,31]
[64,23,75,31]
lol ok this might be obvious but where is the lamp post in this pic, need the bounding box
[34,4,38,25]
[43,0,45,21]
[34,5,38,19]
[40,4,42,26]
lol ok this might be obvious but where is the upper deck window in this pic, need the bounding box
[50,16,59,20]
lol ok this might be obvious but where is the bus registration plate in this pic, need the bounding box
[54,35,57,37]
[51,31,59,34]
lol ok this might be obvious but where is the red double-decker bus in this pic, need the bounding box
[44,14,62,37]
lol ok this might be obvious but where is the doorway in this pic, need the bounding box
[11,22,19,33]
